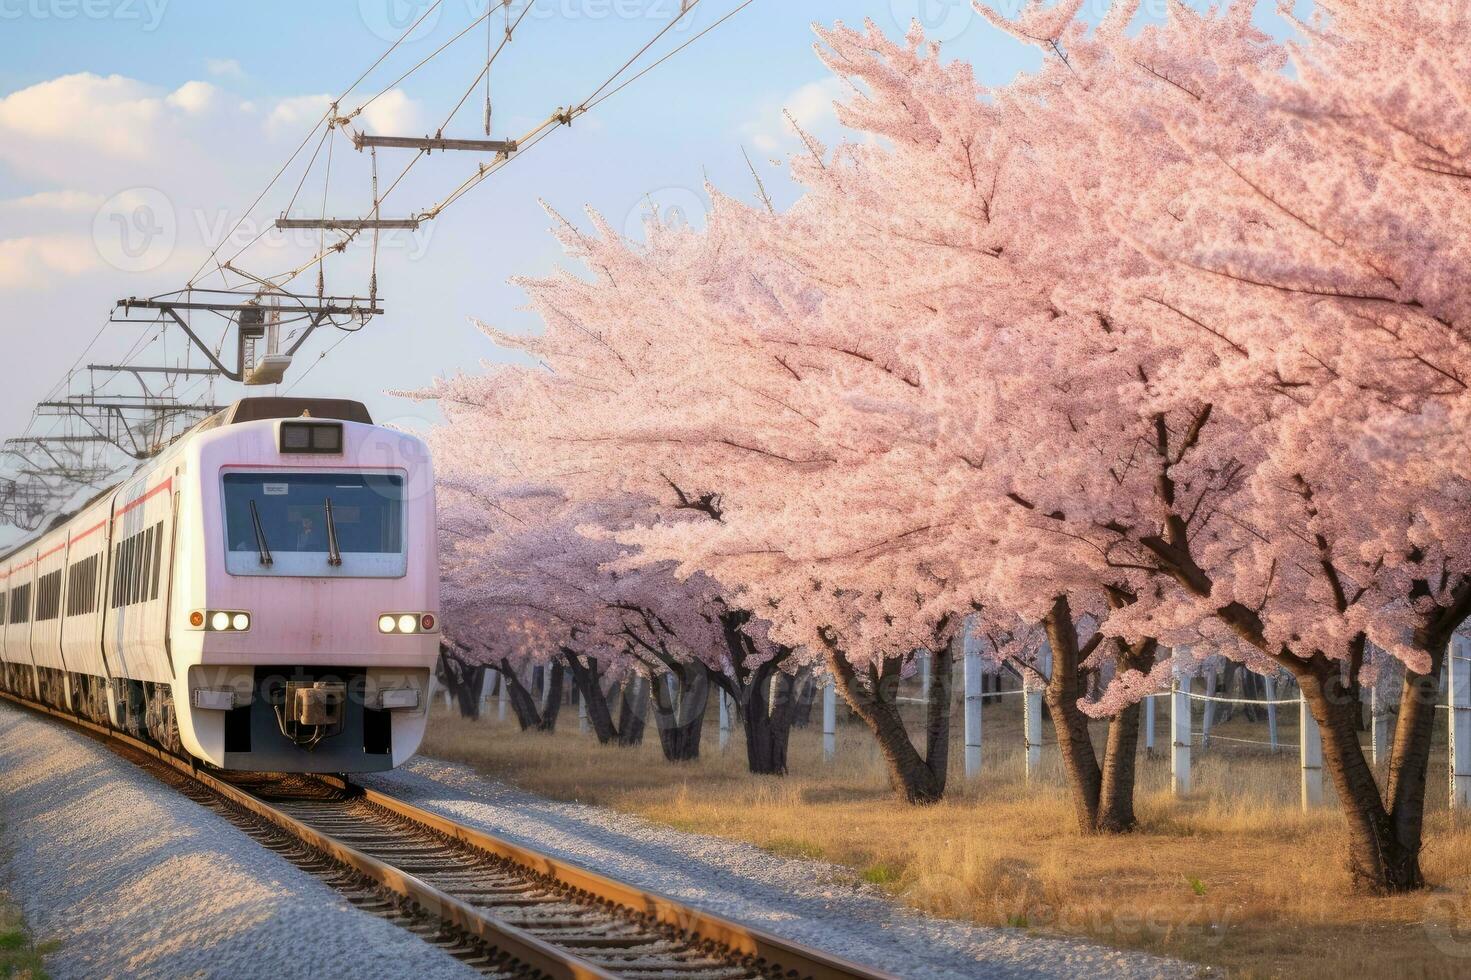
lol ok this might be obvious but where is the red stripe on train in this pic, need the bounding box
[69,520,107,545]
[113,478,172,523]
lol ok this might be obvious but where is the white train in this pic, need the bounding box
[0,397,440,773]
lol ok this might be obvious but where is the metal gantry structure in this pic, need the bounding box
[0,0,757,533]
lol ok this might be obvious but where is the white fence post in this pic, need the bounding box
[718,690,731,752]
[1023,676,1042,781]
[963,636,983,779]
[1171,669,1191,796]
[919,651,932,704]
[1300,694,1324,809]
[1201,667,1218,749]
[497,671,508,721]
[822,678,836,761]
[1265,675,1279,753]
[1371,683,1391,766]
[1144,694,1156,756]
[578,693,588,734]
[1450,635,1471,809]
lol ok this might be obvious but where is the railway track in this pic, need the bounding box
[0,691,894,980]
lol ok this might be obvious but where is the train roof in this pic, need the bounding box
[219,397,373,426]
[0,397,377,567]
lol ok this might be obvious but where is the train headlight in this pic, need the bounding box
[190,610,252,631]
[378,612,438,634]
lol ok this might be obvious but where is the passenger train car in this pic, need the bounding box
[0,397,440,772]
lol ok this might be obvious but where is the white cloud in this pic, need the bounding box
[360,89,422,138]
[167,81,218,114]
[0,235,99,290]
[267,88,422,139]
[740,77,848,153]
[0,190,104,212]
[206,58,246,81]
[0,73,165,161]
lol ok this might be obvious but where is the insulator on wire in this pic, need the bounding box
[483,96,493,136]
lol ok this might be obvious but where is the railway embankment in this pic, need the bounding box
[363,758,1195,980]
[0,703,476,980]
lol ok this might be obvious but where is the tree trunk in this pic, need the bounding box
[1297,658,1420,892]
[436,648,486,719]
[715,610,799,775]
[821,632,952,804]
[615,678,649,747]
[1095,638,1156,833]
[1383,630,1453,892]
[1037,597,1159,834]
[563,652,622,745]
[498,659,562,732]
[1043,597,1105,833]
[739,666,799,775]
[536,664,564,732]
[651,664,709,762]
[499,661,541,731]
[790,672,818,729]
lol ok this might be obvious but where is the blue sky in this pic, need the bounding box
[0,1,1306,541]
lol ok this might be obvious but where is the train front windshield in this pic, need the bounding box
[222,472,406,576]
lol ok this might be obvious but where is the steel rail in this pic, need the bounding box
[0,690,613,979]
[0,690,895,980]
[317,773,890,980]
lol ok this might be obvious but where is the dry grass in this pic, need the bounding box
[0,835,51,980]
[422,696,1471,979]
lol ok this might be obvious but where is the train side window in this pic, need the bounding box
[150,521,163,601]
[115,544,126,609]
[138,531,148,604]
[35,570,61,622]
[133,529,145,604]
[9,584,29,625]
[66,556,98,618]
[145,524,157,600]
[134,531,146,605]
[123,538,134,607]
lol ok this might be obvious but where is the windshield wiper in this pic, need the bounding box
[248,499,274,567]
[324,497,343,567]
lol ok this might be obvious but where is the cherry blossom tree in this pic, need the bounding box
[974,0,1471,890]
[421,0,1468,893]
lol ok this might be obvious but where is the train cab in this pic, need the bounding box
[0,397,441,774]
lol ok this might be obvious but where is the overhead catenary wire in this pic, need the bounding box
[5,0,762,528]
[262,0,759,285]
[187,0,447,288]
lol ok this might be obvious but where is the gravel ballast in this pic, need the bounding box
[365,757,1199,980]
[0,702,477,980]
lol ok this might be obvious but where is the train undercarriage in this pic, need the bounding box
[0,663,406,772]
